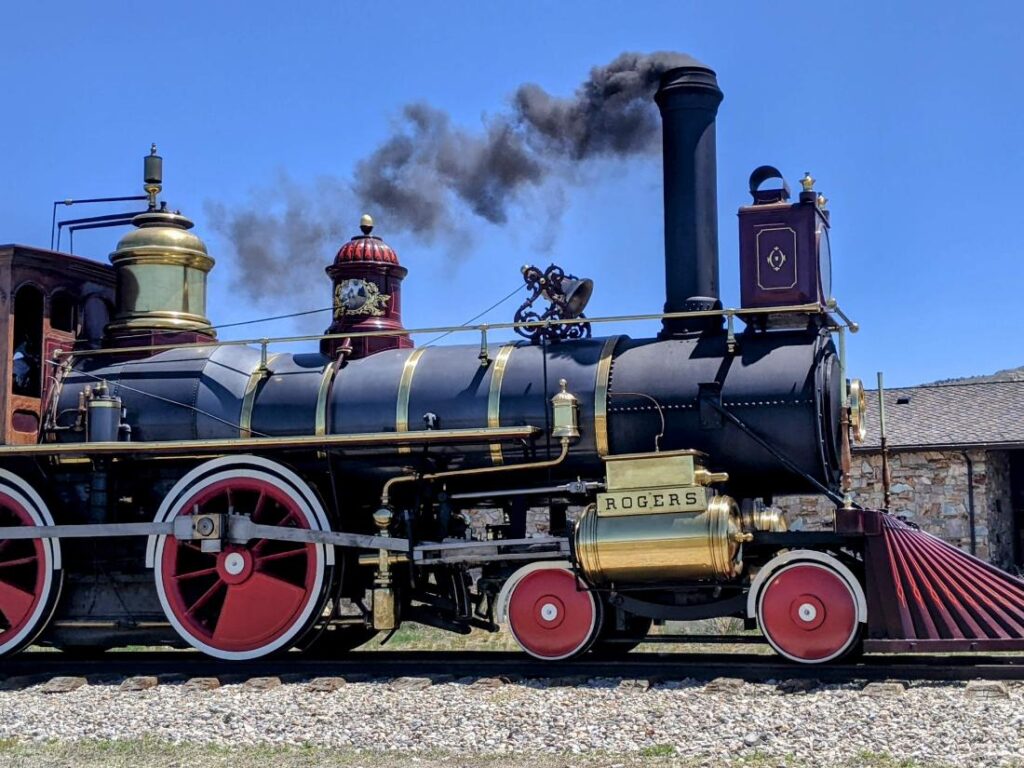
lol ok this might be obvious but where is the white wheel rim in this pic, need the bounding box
[153,466,327,661]
[0,471,61,657]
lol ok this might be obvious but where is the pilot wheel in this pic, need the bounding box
[754,553,865,664]
[503,564,602,660]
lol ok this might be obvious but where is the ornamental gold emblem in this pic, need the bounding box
[766,245,787,272]
[334,278,390,318]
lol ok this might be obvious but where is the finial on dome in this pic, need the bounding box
[143,143,163,211]
[360,214,374,235]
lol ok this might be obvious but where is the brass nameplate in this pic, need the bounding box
[596,486,708,517]
[604,451,699,491]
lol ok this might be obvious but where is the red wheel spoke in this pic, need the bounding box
[0,556,37,569]
[212,572,307,646]
[255,547,307,566]
[157,467,325,658]
[173,566,218,581]
[185,579,225,617]
[0,578,37,625]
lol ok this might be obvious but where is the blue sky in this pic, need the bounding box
[1,1,1021,387]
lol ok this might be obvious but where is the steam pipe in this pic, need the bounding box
[878,372,892,508]
[655,63,723,336]
[50,195,147,250]
[63,213,147,253]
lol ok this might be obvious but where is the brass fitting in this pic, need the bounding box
[694,468,729,486]
[371,507,399,631]
[551,378,580,440]
[848,378,867,443]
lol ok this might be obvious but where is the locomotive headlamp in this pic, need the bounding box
[738,166,833,316]
[848,378,868,443]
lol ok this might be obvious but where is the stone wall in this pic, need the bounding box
[775,449,1016,569]
[985,451,1016,568]
[465,507,553,539]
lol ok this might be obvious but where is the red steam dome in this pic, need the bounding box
[322,214,411,360]
[334,214,400,265]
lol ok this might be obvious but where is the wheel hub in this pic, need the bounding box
[791,595,825,630]
[217,548,254,585]
[536,597,564,627]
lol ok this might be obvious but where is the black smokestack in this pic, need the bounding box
[213,52,696,307]
[655,62,723,336]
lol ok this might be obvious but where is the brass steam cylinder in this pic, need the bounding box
[742,501,788,534]
[574,495,745,584]
[107,209,216,337]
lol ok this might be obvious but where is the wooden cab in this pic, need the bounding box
[0,245,115,444]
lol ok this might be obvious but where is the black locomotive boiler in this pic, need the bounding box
[3,58,1024,665]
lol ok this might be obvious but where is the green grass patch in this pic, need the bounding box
[639,743,677,757]
[0,740,963,768]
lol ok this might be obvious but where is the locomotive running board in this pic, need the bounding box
[0,425,542,458]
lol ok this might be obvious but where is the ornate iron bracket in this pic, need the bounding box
[513,264,592,344]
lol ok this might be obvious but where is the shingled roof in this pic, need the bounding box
[857,380,1024,451]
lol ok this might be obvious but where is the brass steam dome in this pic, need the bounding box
[106,146,216,338]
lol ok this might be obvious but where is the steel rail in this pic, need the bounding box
[4,649,1024,683]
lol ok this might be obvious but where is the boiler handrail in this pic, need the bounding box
[55,301,857,360]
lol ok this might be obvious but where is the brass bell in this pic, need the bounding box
[561,277,593,317]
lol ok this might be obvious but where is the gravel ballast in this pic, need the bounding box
[0,677,1021,767]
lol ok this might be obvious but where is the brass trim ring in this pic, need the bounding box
[594,335,622,457]
[315,360,337,437]
[487,344,517,466]
[239,354,280,438]
[396,348,427,455]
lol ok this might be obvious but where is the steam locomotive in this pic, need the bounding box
[3,59,1024,665]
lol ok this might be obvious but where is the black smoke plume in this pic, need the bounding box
[212,51,700,304]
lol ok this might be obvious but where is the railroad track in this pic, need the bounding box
[2,649,1024,686]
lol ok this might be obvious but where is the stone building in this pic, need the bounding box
[776,381,1024,570]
